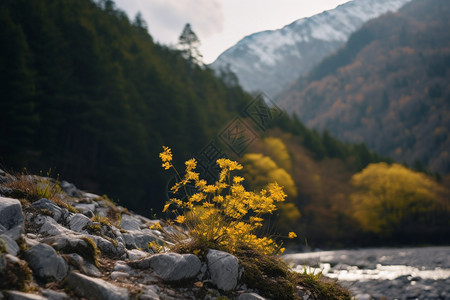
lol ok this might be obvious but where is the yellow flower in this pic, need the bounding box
[175,215,186,224]
[190,193,205,203]
[185,158,197,170]
[159,146,173,165]
[162,162,171,170]
[233,176,245,184]
[159,146,173,169]
[288,232,297,239]
[279,248,285,254]
[203,184,218,193]
[202,202,214,208]
[195,179,207,189]
[217,158,243,171]
[162,203,170,213]
[149,223,163,230]
[158,148,293,256]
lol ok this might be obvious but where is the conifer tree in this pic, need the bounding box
[177,23,203,65]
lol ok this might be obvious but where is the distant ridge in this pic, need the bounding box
[277,0,450,173]
[210,0,411,98]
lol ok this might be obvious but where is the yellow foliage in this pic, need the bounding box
[160,147,292,255]
[277,202,301,228]
[242,153,298,198]
[263,137,292,171]
[350,163,443,235]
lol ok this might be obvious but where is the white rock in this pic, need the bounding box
[113,261,133,273]
[237,293,267,300]
[207,249,240,291]
[0,197,24,240]
[4,291,47,300]
[140,285,160,300]
[24,243,68,282]
[110,271,130,280]
[66,271,129,300]
[126,248,149,260]
[354,294,372,300]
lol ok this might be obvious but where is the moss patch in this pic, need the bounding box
[235,247,351,300]
[59,237,100,267]
[0,239,7,254]
[0,254,33,291]
[236,247,297,300]
[297,272,351,300]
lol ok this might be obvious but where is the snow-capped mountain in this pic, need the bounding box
[210,0,412,98]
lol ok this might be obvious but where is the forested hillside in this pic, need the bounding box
[1,0,448,248]
[277,0,450,173]
[0,0,254,212]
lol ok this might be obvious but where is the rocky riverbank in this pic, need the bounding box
[0,169,348,299]
[284,247,450,300]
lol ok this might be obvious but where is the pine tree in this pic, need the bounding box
[177,23,203,65]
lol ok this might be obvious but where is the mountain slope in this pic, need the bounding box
[210,0,411,98]
[277,0,450,173]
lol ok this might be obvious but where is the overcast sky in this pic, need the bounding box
[113,0,350,64]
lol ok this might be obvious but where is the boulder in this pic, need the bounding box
[110,271,129,280]
[69,213,92,232]
[32,215,72,236]
[0,234,20,255]
[24,243,68,282]
[119,214,141,231]
[207,249,240,291]
[3,291,47,300]
[89,234,126,258]
[32,198,69,223]
[121,232,138,249]
[64,253,101,277]
[138,252,201,281]
[73,203,97,215]
[0,197,24,240]
[66,271,129,300]
[60,181,82,197]
[0,186,13,197]
[126,248,149,260]
[127,229,158,250]
[41,289,69,300]
[41,235,99,266]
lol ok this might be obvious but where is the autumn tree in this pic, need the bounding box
[241,153,300,232]
[350,163,448,238]
[177,23,203,65]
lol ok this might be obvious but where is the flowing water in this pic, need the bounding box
[283,246,450,299]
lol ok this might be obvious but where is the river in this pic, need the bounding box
[282,246,450,300]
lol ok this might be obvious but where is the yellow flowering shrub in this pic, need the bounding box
[159,146,292,255]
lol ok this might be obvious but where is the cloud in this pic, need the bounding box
[124,0,224,44]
